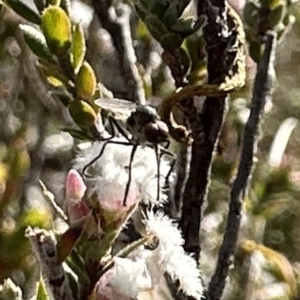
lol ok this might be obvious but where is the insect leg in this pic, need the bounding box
[154,145,161,203]
[82,140,133,177]
[123,144,138,206]
[159,146,177,187]
[109,116,132,142]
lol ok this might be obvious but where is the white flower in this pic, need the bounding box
[143,211,204,300]
[94,257,152,300]
[73,137,173,207]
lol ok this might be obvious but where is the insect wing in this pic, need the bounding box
[94,98,137,120]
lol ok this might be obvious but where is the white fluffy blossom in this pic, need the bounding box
[94,211,203,300]
[73,137,173,207]
[143,211,204,299]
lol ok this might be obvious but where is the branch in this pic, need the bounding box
[26,227,74,300]
[206,31,277,300]
[180,0,240,261]
[91,0,146,104]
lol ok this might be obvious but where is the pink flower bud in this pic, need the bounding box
[65,169,89,225]
[65,169,87,202]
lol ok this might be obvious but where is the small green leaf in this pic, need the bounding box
[134,2,148,21]
[267,4,286,29]
[75,62,97,100]
[68,100,97,129]
[171,16,206,38]
[249,40,263,63]
[150,0,169,19]
[41,6,71,56]
[20,24,53,61]
[160,32,183,49]
[36,279,49,300]
[163,2,180,28]
[4,0,41,24]
[144,14,169,41]
[37,59,69,85]
[51,91,72,106]
[71,23,86,72]
[57,225,84,264]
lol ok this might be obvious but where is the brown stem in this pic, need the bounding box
[91,0,146,104]
[207,31,277,300]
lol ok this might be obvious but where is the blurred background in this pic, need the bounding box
[1,0,300,299]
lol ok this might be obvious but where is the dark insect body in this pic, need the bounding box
[82,98,176,206]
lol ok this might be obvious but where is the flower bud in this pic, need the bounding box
[66,169,87,201]
[65,169,89,225]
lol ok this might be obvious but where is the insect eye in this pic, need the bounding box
[127,116,135,128]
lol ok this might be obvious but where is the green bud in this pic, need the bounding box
[41,6,72,56]
[69,100,97,129]
[76,62,97,101]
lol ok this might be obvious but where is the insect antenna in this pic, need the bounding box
[159,146,177,188]
[154,145,161,203]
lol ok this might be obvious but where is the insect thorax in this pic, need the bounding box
[126,106,169,145]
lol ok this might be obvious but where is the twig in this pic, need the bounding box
[39,180,68,222]
[26,227,74,300]
[206,31,277,300]
[180,0,238,262]
[91,0,146,105]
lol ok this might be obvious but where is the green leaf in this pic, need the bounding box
[63,263,79,299]
[41,6,71,56]
[71,23,86,72]
[171,16,206,38]
[4,0,41,24]
[150,0,169,19]
[134,2,148,21]
[162,2,180,28]
[20,24,53,62]
[160,32,183,49]
[36,279,50,300]
[144,14,169,41]
[68,100,97,129]
[37,59,69,85]
[75,62,97,100]
[57,225,84,264]
[51,91,72,106]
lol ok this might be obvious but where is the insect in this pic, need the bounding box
[82,98,176,206]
